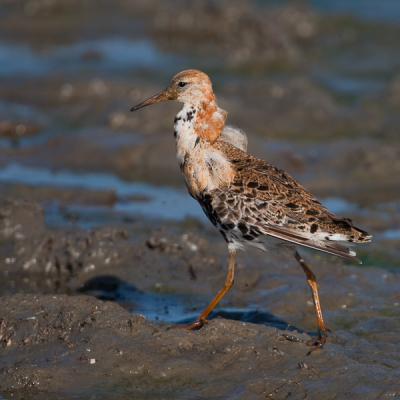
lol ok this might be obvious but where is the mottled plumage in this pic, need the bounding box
[131,69,371,352]
[208,137,370,261]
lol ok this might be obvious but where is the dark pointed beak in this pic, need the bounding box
[130,86,175,112]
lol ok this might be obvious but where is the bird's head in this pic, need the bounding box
[131,69,215,112]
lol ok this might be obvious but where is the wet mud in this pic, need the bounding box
[2,293,400,400]
[1,0,400,399]
[1,199,400,399]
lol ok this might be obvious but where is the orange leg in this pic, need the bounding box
[294,251,330,352]
[173,250,236,330]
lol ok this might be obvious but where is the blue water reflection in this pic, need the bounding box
[0,38,180,77]
[311,0,400,22]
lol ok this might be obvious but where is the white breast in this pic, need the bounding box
[174,104,197,169]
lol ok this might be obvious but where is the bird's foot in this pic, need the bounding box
[168,318,209,331]
[306,326,330,354]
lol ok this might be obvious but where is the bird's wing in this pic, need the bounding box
[256,223,362,263]
[210,139,371,261]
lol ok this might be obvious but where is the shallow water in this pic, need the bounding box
[311,0,400,22]
[0,163,206,224]
[0,162,395,239]
[0,38,182,78]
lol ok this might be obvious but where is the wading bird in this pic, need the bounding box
[131,70,371,351]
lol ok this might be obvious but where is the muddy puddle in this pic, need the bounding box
[1,0,400,399]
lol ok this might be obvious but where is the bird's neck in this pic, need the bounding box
[174,101,233,197]
[174,97,227,144]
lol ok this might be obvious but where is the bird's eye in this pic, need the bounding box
[178,82,187,88]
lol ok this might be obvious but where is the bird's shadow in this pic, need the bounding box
[175,309,305,333]
[79,275,306,334]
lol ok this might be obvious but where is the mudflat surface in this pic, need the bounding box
[1,0,400,399]
[1,292,400,400]
[1,199,400,399]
